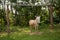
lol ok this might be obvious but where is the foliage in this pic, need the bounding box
[0,0,60,31]
[22,0,29,2]
[0,0,2,3]
[52,0,60,23]
[12,6,42,26]
[10,0,17,3]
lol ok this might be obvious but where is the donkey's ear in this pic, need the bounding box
[35,15,37,17]
[35,16,36,17]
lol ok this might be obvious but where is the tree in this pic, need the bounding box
[5,4,10,34]
[48,5,54,29]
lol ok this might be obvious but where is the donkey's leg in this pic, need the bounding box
[35,25,37,32]
[36,24,38,32]
[35,24,39,32]
[30,26,32,33]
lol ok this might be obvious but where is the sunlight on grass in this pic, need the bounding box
[18,27,30,32]
[50,29,56,33]
[22,28,30,33]
[0,32,7,37]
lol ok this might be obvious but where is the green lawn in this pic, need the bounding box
[0,24,60,40]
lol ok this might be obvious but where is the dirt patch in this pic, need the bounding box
[29,32,43,35]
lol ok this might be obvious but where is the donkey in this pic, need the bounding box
[29,16,40,32]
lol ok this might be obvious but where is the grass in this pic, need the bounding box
[0,24,60,40]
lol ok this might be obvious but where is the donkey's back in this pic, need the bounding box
[29,20,37,27]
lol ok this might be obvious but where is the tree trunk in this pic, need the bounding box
[6,5,10,34]
[48,6,54,29]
